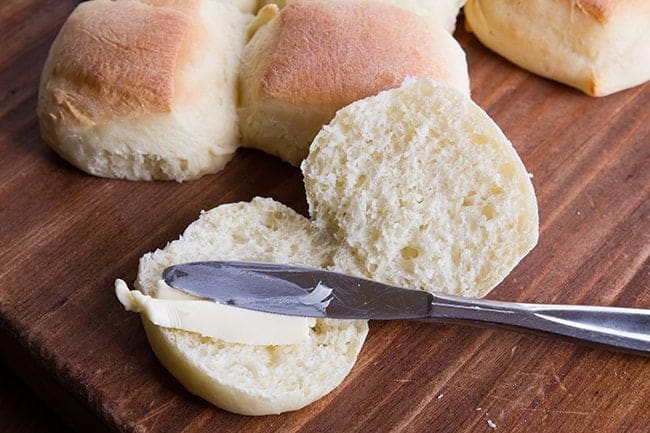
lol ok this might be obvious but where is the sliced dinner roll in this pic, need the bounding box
[121,80,541,415]
[239,0,470,166]
[38,0,251,181]
[257,0,466,33]
[464,0,650,96]
[303,79,539,298]
[136,197,368,415]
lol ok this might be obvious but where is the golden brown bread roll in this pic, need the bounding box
[38,0,251,181]
[464,0,650,96]
[239,0,470,166]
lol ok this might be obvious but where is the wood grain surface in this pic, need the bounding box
[1,1,648,432]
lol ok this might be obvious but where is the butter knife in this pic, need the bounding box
[163,261,650,354]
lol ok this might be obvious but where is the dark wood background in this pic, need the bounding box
[0,362,70,433]
[0,1,648,432]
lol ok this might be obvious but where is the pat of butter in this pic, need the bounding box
[115,279,316,345]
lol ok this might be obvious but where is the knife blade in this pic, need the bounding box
[162,260,433,319]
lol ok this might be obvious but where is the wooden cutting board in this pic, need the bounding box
[1,1,648,432]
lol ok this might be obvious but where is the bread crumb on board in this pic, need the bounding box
[487,419,497,429]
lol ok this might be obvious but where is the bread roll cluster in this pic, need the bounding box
[39,0,468,180]
[133,79,539,415]
[39,0,649,180]
[48,0,643,418]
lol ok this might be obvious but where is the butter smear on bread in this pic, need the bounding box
[115,279,315,346]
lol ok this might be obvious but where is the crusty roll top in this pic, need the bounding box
[239,0,470,165]
[573,0,622,23]
[256,0,469,107]
[38,0,250,181]
[42,0,203,126]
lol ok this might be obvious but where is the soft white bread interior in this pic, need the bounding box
[38,0,251,181]
[303,79,539,298]
[239,0,470,166]
[257,0,466,32]
[464,0,650,96]
[136,197,368,415]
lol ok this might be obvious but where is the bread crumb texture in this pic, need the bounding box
[137,197,368,415]
[303,79,539,298]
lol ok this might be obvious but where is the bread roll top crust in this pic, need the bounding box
[259,0,466,107]
[256,0,465,33]
[574,0,621,23]
[43,0,201,125]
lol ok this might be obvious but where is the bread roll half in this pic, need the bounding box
[136,197,368,415]
[38,0,251,181]
[464,0,650,96]
[303,79,539,298]
[239,0,470,166]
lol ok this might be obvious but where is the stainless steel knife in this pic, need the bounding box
[163,261,650,354]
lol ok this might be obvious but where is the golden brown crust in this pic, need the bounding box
[143,0,200,9]
[43,0,200,125]
[573,0,621,23]
[260,0,455,107]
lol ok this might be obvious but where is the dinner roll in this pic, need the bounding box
[303,79,539,298]
[38,0,251,181]
[136,197,368,415]
[464,0,650,96]
[257,0,466,32]
[239,0,470,166]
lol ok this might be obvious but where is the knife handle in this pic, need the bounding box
[427,294,650,355]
